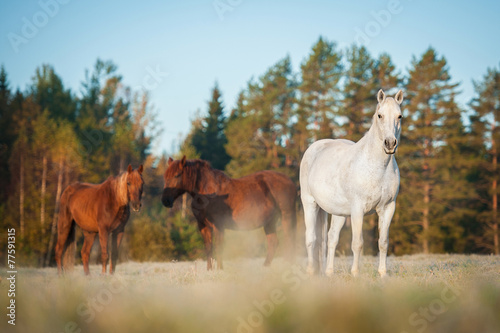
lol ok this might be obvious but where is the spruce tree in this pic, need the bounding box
[191,83,230,170]
[470,66,500,254]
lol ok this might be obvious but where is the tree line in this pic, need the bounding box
[0,37,498,267]
[183,37,499,256]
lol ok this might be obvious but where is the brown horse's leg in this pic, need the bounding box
[199,225,213,270]
[81,231,97,276]
[213,227,224,270]
[263,223,279,266]
[98,228,110,274]
[110,226,125,274]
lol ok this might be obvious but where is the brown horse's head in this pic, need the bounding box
[126,164,144,211]
[162,156,188,208]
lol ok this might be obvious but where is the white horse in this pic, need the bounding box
[300,89,403,277]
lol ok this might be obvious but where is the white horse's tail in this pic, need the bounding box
[319,209,329,273]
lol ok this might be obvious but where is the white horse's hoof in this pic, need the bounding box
[325,268,334,277]
[351,269,359,277]
[306,266,316,276]
[378,270,387,278]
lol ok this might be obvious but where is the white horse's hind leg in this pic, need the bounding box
[325,215,346,277]
[350,209,364,277]
[303,200,320,275]
[377,201,396,277]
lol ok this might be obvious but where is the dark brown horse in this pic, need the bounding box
[161,157,296,270]
[55,165,144,275]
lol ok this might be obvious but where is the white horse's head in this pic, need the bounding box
[374,89,403,154]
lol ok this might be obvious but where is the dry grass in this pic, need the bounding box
[1,254,499,333]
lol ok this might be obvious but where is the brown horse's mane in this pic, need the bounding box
[174,159,228,194]
[78,172,129,210]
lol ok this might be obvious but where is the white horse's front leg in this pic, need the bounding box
[325,215,346,277]
[350,208,364,277]
[303,200,320,275]
[377,201,396,277]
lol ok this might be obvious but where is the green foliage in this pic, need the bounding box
[169,211,204,260]
[127,214,175,262]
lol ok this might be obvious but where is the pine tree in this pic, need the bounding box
[191,83,230,170]
[341,45,377,141]
[31,64,75,122]
[400,47,461,253]
[225,56,296,178]
[9,95,40,240]
[77,59,121,181]
[31,111,56,240]
[0,65,14,203]
[372,53,402,93]
[433,92,477,253]
[470,65,500,254]
[45,120,82,266]
[297,36,343,144]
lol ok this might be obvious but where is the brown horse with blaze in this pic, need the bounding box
[55,164,144,275]
[162,156,297,270]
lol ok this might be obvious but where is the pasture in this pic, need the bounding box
[1,254,499,333]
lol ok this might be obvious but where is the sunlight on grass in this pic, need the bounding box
[1,255,499,333]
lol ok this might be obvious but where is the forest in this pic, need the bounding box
[0,37,498,267]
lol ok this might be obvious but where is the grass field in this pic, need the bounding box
[1,254,499,333]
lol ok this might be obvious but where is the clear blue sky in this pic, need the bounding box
[1,0,499,155]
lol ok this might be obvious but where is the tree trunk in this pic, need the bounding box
[181,193,187,219]
[422,182,430,254]
[45,159,64,267]
[422,139,431,254]
[40,155,47,235]
[492,122,498,254]
[19,153,25,237]
[119,153,125,173]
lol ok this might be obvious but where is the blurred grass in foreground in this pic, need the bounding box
[1,254,499,333]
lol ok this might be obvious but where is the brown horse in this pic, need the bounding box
[161,156,296,270]
[55,164,144,275]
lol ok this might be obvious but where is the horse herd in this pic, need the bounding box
[55,89,404,277]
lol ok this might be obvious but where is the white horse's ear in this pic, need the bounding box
[377,89,386,103]
[395,90,404,105]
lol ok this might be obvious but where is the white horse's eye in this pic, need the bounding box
[378,114,382,119]
[398,115,402,119]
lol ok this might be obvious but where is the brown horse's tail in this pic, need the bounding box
[62,222,76,271]
[288,194,297,262]
[55,186,76,273]
[270,175,297,263]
